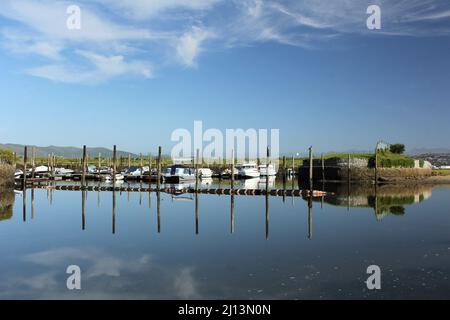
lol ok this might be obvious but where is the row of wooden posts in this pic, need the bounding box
[20,144,379,191]
[20,145,279,191]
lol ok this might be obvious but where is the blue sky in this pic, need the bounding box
[0,0,450,154]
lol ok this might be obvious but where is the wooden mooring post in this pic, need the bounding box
[266,147,270,192]
[23,146,27,190]
[321,154,325,182]
[195,149,200,193]
[308,146,313,190]
[140,153,143,181]
[82,145,87,186]
[375,146,378,184]
[31,147,36,179]
[157,146,162,190]
[113,145,117,185]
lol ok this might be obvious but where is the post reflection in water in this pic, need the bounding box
[308,196,313,240]
[82,190,86,231]
[230,193,235,234]
[22,189,26,222]
[265,192,269,240]
[157,190,161,234]
[195,192,199,235]
[31,189,35,220]
[112,190,116,235]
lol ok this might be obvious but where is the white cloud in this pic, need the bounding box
[26,51,152,84]
[0,0,449,83]
[0,0,157,42]
[98,0,220,20]
[176,26,214,67]
[1,29,63,60]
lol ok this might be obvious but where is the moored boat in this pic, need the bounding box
[197,168,213,178]
[259,164,277,176]
[238,163,260,178]
[163,165,195,183]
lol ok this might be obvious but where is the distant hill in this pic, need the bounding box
[408,147,450,156]
[0,143,138,158]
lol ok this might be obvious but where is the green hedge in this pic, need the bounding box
[377,150,415,168]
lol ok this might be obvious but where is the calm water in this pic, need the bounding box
[0,180,449,299]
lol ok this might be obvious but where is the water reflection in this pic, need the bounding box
[316,183,434,219]
[9,181,437,233]
[1,180,450,299]
[0,189,14,222]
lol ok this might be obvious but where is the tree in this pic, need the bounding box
[390,144,405,154]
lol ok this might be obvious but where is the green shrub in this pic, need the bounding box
[389,144,406,154]
[0,148,14,165]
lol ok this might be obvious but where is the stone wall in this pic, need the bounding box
[298,157,432,182]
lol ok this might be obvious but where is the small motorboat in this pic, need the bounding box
[54,168,74,178]
[14,169,23,179]
[259,164,277,176]
[125,166,149,177]
[33,165,49,174]
[163,165,195,183]
[197,168,213,178]
[103,173,125,182]
[238,163,260,178]
[220,168,239,178]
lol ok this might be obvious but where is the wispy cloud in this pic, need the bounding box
[26,50,152,84]
[176,26,214,67]
[0,0,449,84]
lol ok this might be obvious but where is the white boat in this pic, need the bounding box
[259,164,277,176]
[197,168,213,178]
[98,167,112,174]
[163,165,195,183]
[103,173,125,182]
[55,168,74,177]
[127,166,149,177]
[33,165,49,173]
[14,170,23,179]
[220,168,239,178]
[238,163,260,178]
